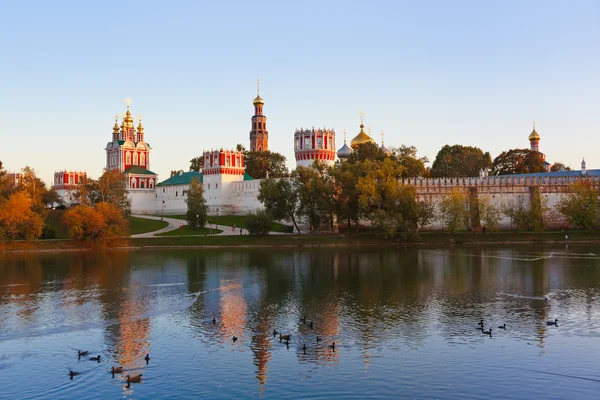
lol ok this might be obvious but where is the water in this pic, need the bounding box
[0,245,599,399]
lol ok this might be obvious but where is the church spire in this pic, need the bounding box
[250,80,268,151]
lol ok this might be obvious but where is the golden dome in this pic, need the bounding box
[350,124,375,150]
[528,127,540,141]
[253,94,264,105]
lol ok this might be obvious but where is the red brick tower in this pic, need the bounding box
[249,79,268,151]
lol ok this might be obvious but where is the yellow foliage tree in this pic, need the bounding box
[0,191,44,241]
[63,202,128,243]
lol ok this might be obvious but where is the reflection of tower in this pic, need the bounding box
[219,281,247,339]
[294,127,337,167]
[250,80,268,151]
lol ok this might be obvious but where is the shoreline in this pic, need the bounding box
[0,234,596,253]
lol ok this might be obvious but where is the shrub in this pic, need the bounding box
[246,210,273,236]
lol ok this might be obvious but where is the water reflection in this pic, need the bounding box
[0,246,599,399]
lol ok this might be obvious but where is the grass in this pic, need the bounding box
[164,214,288,233]
[156,225,223,236]
[128,216,169,235]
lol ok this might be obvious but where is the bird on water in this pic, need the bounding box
[547,319,558,326]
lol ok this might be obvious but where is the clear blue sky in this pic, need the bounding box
[1,0,598,183]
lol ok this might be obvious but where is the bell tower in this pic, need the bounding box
[249,79,268,151]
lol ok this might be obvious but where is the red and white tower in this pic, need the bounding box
[105,98,157,190]
[52,170,87,206]
[249,79,268,151]
[294,127,337,168]
[202,149,246,210]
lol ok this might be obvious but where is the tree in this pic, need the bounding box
[17,166,49,214]
[0,191,44,241]
[431,145,492,177]
[292,166,323,231]
[42,188,61,208]
[416,197,436,229]
[556,181,599,229]
[550,162,571,172]
[439,188,468,233]
[478,197,501,231]
[258,177,301,233]
[0,161,11,199]
[97,202,129,237]
[347,142,387,164]
[246,210,273,235]
[244,150,288,179]
[189,157,203,172]
[185,178,208,229]
[63,205,107,241]
[88,169,131,213]
[501,197,530,230]
[492,149,546,175]
[331,160,360,231]
[391,145,429,178]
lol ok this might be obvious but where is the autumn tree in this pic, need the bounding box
[550,162,571,172]
[185,178,208,229]
[17,166,49,214]
[258,177,301,233]
[416,197,437,229]
[0,161,11,199]
[63,202,127,242]
[492,149,546,175]
[331,161,361,231]
[556,181,600,229]
[439,188,468,233]
[0,191,44,241]
[431,145,492,177]
[501,197,531,230]
[87,169,131,213]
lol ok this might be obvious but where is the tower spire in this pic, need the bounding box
[343,128,347,144]
[257,78,260,95]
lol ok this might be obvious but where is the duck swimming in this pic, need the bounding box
[328,342,336,350]
[498,324,506,329]
[279,334,291,342]
[273,329,278,337]
[316,337,321,343]
[69,371,80,380]
[111,366,123,374]
[212,318,216,324]
[309,322,314,330]
[89,355,101,362]
[477,319,484,327]
[144,354,150,364]
[77,350,89,358]
[547,319,558,326]
[482,329,492,336]
[127,374,142,384]
[232,336,238,343]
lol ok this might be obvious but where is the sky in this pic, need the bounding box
[0,0,598,184]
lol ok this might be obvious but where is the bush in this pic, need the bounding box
[246,210,273,236]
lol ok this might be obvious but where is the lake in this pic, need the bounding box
[0,245,599,399]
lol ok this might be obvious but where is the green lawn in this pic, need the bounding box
[156,225,223,236]
[128,216,169,235]
[164,214,288,233]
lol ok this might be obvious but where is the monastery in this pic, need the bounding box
[52,84,598,230]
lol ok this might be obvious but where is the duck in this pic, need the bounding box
[127,374,143,384]
[316,337,321,343]
[477,319,484,327]
[279,334,291,342]
[273,329,278,337]
[111,366,123,374]
[482,328,492,336]
[69,371,80,380]
[547,319,558,326]
[77,350,89,358]
[302,344,307,352]
[144,354,150,364]
[232,336,238,343]
[302,316,307,324]
[498,324,506,329]
[212,318,216,324]
[309,322,314,330]
[89,355,101,362]
[328,342,336,350]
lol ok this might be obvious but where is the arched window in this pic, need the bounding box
[133,152,138,166]
[131,178,136,188]
[126,152,131,165]
[141,181,145,189]
[149,179,154,188]
[140,152,145,166]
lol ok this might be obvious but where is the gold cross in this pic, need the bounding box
[359,110,365,124]
[533,119,536,129]
[256,78,260,94]
[343,128,347,143]
[114,114,119,121]
[138,114,143,123]
[125,97,132,109]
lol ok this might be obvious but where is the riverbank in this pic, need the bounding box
[1,230,598,252]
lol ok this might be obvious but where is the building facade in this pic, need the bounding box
[294,127,337,168]
[52,170,87,206]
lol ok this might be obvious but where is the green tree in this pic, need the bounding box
[347,142,387,164]
[501,197,530,230]
[416,197,436,229]
[42,188,61,208]
[0,191,44,241]
[292,166,322,231]
[189,157,203,171]
[391,145,429,178]
[258,177,301,233]
[331,161,360,231]
[478,197,501,231]
[557,181,599,229]
[492,149,546,175]
[246,210,273,235]
[185,178,208,229]
[244,150,288,179]
[431,145,492,177]
[439,188,468,233]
